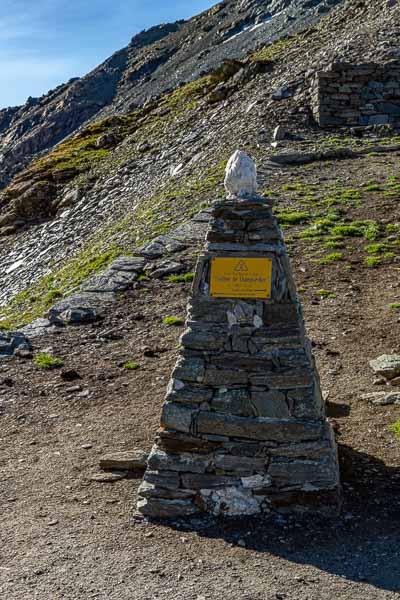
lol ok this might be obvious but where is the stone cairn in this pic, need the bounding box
[137,151,341,518]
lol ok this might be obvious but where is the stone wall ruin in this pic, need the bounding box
[310,60,400,127]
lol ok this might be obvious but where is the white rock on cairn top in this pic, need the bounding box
[224,150,258,198]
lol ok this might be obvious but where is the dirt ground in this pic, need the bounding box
[0,151,399,600]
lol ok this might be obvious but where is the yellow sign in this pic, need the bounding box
[210,257,272,299]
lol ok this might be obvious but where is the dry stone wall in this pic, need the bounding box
[137,191,341,519]
[310,60,400,127]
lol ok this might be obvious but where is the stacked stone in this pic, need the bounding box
[137,193,341,519]
[309,60,400,127]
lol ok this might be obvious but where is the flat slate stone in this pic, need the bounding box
[49,292,115,321]
[161,403,195,434]
[109,256,146,272]
[196,411,325,442]
[143,470,180,491]
[180,473,240,490]
[269,457,339,489]
[151,260,183,278]
[137,480,194,500]
[21,318,55,338]
[250,390,289,418]
[139,235,186,258]
[211,388,254,417]
[137,497,199,518]
[81,269,137,293]
[172,357,205,383]
[99,450,148,471]
[369,392,400,405]
[147,447,210,474]
[90,471,128,482]
[166,383,213,405]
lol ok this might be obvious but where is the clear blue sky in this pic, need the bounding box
[0,0,215,109]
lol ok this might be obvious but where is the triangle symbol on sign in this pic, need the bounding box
[234,260,248,272]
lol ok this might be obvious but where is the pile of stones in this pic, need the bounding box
[309,60,400,127]
[137,159,341,519]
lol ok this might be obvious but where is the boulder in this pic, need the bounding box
[369,354,400,380]
[0,331,32,359]
[151,260,183,278]
[59,307,97,324]
[21,318,56,338]
[95,133,120,149]
[272,85,295,100]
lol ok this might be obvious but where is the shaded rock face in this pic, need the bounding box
[0,331,31,359]
[0,0,341,188]
[137,193,341,519]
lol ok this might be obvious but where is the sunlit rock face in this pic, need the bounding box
[224,150,258,198]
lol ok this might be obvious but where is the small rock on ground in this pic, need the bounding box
[369,354,400,380]
[90,471,129,482]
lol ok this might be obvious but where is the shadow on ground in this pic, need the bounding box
[160,444,400,593]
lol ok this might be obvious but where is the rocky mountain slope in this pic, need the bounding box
[0,0,341,188]
[0,0,399,327]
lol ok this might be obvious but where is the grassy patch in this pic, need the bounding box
[43,289,63,303]
[389,303,400,310]
[251,38,294,62]
[167,273,195,283]
[324,239,343,249]
[383,252,395,260]
[363,184,382,192]
[364,243,390,254]
[160,75,213,113]
[316,289,336,299]
[163,316,184,326]
[389,421,400,439]
[123,362,141,370]
[276,211,310,225]
[365,256,381,267]
[386,224,400,236]
[317,252,343,265]
[34,353,64,369]
[330,220,380,239]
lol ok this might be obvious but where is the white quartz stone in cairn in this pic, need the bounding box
[224,150,258,198]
